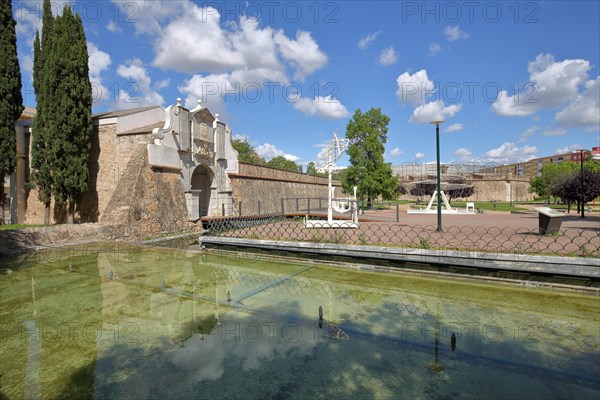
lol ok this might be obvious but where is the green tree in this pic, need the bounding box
[0,0,23,224]
[266,156,302,172]
[553,169,600,212]
[306,161,328,177]
[31,0,54,225]
[343,108,397,206]
[44,6,92,223]
[530,161,578,199]
[231,137,265,165]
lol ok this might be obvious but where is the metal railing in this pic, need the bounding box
[205,215,600,258]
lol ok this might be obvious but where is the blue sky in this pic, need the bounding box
[13,0,600,167]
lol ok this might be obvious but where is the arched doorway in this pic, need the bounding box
[191,165,213,217]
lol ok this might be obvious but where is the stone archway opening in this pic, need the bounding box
[191,165,213,217]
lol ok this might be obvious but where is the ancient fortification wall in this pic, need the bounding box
[399,179,533,202]
[99,144,189,239]
[24,124,166,227]
[471,179,533,202]
[228,162,342,215]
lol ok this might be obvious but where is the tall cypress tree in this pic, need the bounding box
[0,0,23,225]
[45,6,92,223]
[31,0,54,225]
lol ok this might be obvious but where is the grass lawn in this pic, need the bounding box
[448,201,528,212]
[0,224,43,231]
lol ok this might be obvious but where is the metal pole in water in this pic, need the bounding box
[318,305,323,328]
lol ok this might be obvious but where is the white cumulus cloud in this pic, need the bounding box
[274,30,328,81]
[178,73,234,116]
[428,42,441,56]
[414,152,425,160]
[377,47,398,66]
[518,126,538,142]
[154,78,170,90]
[555,144,582,155]
[115,58,164,109]
[390,148,403,158]
[483,142,537,164]
[492,54,593,119]
[88,43,112,101]
[255,143,300,162]
[147,2,326,83]
[444,25,469,41]
[444,123,463,132]
[410,101,462,124]
[106,20,122,33]
[396,69,435,105]
[454,148,472,159]
[542,128,566,136]
[293,96,350,119]
[555,76,600,131]
[358,31,382,50]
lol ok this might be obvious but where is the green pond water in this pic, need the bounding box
[0,243,599,400]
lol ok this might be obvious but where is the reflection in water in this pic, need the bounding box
[428,303,444,373]
[451,332,457,352]
[23,320,41,400]
[0,246,598,399]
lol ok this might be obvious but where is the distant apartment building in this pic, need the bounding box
[481,147,600,179]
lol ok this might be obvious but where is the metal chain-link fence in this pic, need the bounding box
[205,215,600,258]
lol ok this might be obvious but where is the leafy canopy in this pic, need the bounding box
[530,157,599,200]
[343,108,397,201]
[232,137,302,172]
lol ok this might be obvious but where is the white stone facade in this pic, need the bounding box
[148,100,239,220]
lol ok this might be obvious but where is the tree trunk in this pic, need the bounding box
[67,197,74,224]
[567,202,571,213]
[0,184,5,225]
[44,200,50,226]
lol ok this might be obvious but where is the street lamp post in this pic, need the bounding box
[430,120,445,232]
[579,149,586,218]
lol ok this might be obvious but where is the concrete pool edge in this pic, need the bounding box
[199,236,600,288]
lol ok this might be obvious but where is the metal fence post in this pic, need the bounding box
[307,198,311,215]
[239,201,242,216]
[281,198,285,214]
[396,204,400,222]
[296,198,299,211]
[258,201,261,215]
[222,203,225,216]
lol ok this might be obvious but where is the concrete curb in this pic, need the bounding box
[199,236,600,281]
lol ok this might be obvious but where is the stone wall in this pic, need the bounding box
[228,162,342,215]
[24,124,155,225]
[398,179,533,202]
[471,179,533,202]
[100,144,189,239]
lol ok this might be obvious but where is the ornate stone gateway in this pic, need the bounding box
[190,165,212,217]
[147,99,239,220]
